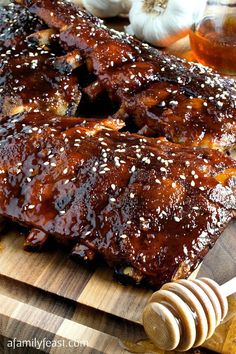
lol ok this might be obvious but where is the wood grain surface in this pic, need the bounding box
[0,229,151,324]
[0,222,235,353]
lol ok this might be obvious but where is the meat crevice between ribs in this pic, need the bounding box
[0,0,235,288]
[14,0,236,151]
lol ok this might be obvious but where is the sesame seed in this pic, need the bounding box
[142,157,151,164]
[169,100,178,106]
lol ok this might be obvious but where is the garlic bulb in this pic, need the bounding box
[81,0,133,18]
[127,0,206,47]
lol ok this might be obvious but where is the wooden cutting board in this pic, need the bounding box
[0,221,235,353]
[0,5,235,352]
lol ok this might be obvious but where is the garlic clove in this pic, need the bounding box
[121,0,133,14]
[81,0,133,18]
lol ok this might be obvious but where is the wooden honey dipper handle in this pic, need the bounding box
[143,276,236,352]
[220,276,236,297]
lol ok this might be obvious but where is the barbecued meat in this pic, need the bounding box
[0,111,235,287]
[15,0,236,151]
[0,1,235,288]
[0,3,81,116]
[0,3,45,49]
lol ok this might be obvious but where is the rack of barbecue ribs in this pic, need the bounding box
[0,111,235,288]
[12,0,236,152]
[0,0,235,288]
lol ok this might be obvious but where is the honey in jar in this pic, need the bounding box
[190,12,236,75]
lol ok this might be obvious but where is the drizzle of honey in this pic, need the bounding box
[122,339,212,354]
[121,339,162,353]
[189,15,236,75]
[121,295,236,354]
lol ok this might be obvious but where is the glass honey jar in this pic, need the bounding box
[189,0,236,75]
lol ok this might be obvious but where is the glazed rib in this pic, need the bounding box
[0,3,81,116]
[15,0,236,151]
[0,111,235,288]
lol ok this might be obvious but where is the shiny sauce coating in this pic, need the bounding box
[0,111,235,287]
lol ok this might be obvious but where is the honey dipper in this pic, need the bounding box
[143,277,236,352]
